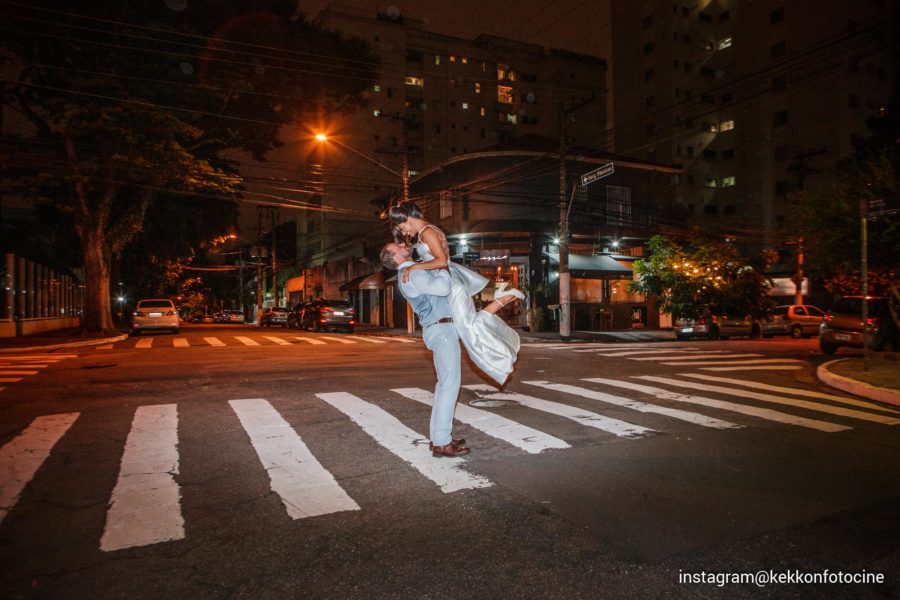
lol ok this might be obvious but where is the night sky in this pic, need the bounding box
[300,0,610,56]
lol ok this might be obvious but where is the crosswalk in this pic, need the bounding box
[524,343,806,372]
[114,334,417,349]
[0,353,78,394]
[2,373,897,552]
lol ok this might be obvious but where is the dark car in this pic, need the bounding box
[674,305,762,340]
[819,296,898,354]
[259,306,290,327]
[300,298,356,333]
[286,303,308,330]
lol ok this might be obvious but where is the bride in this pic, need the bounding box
[388,201,522,385]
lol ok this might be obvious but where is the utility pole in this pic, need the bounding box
[270,207,278,307]
[860,198,869,371]
[789,237,804,305]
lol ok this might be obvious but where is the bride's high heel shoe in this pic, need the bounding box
[494,282,525,304]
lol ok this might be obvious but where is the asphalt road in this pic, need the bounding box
[1,324,898,599]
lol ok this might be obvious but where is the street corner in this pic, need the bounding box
[817,358,900,408]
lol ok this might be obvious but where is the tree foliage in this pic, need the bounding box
[1,1,375,333]
[630,235,776,319]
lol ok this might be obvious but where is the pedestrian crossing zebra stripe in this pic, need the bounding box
[352,336,388,344]
[636,376,900,425]
[263,336,291,346]
[589,349,715,357]
[315,392,492,493]
[583,378,850,433]
[522,381,741,429]
[292,337,326,345]
[100,404,184,552]
[134,338,153,349]
[0,412,80,524]
[0,378,20,383]
[0,355,77,360]
[628,353,764,361]
[234,336,260,346]
[0,370,39,375]
[391,387,571,453]
[203,337,225,347]
[229,399,360,519]
[699,366,803,372]
[680,373,900,415]
[0,362,51,367]
[173,338,190,348]
[661,358,806,366]
[317,336,357,345]
[464,385,655,438]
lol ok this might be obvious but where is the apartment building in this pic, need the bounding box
[606,0,893,248]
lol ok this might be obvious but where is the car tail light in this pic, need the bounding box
[166,311,177,316]
[320,318,328,323]
[347,308,355,316]
[698,317,706,325]
[866,316,880,327]
[824,314,833,322]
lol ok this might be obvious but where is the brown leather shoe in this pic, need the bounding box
[429,438,466,451]
[432,443,471,458]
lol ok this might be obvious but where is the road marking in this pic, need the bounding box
[392,387,570,453]
[522,381,740,429]
[0,362,51,367]
[661,359,805,366]
[589,349,713,357]
[100,404,184,551]
[229,399,360,519]
[317,336,357,344]
[263,336,292,346]
[377,336,416,343]
[173,338,190,348]
[94,345,114,350]
[680,374,900,415]
[0,378,23,383]
[0,354,76,360]
[0,370,39,375]
[629,353,763,361]
[203,337,225,347]
[699,366,803,372]
[636,376,900,425]
[316,392,492,493]
[584,378,849,433]
[465,384,654,438]
[134,338,153,349]
[234,336,260,346]
[0,412,80,523]
[352,336,388,344]
[292,337,326,345]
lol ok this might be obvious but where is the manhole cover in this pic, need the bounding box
[468,399,519,408]
[81,364,118,369]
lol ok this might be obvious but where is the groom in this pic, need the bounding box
[380,242,470,458]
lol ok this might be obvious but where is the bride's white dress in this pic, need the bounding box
[415,238,520,385]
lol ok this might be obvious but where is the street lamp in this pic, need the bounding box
[314,133,409,201]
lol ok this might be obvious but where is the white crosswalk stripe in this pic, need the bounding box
[392,387,570,453]
[173,338,190,348]
[263,336,292,346]
[134,337,154,349]
[0,355,77,392]
[628,353,764,361]
[522,381,741,429]
[317,336,357,344]
[101,404,184,551]
[465,384,655,438]
[636,376,900,425]
[0,413,80,523]
[203,337,225,347]
[352,336,388,344]
[0,378,23,383]
[0,370,39,375]
[589,349,714,357]
[583,378,850,433]
[661,358,805,366]
[234,336,260,346]
[316,391,492,493]
[230,399,360,519]
[699,365,803,372]
[292,336,326,345]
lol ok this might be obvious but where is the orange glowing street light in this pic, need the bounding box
[314,132,408,201]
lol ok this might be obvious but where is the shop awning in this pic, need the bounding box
[339,271,384,292]
[545,253,632,279]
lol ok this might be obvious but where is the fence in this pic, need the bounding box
[2,253,83,337]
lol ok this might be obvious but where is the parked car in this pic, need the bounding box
[221,309,245,324]
[674,305,762,340]
[300,298,356,333]
[132,298,180,335]
[286,303,309,329]
[819,296,899,354]
[259,306,290,327]
[762,304,826,338]
[200,313,217,324]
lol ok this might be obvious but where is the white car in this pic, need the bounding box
[762,304,826,338]
[132,299,180,335]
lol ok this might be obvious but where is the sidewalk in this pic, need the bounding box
[5,323,896,409]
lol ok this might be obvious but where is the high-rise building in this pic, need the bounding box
[606,0,894,248]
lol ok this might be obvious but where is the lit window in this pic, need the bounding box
[480,106,486,117]
[373,85,381,92]
[718,37,733,50]
[720,119,735,131]
[461,57,468,64]
[475,82,481,93]
[405,76,424,87]
[505,113,517,124]
[706,177,718,188]
[462,102,469,110]
[373,110,381,117]
[497,85,513,104]
[434,55,441,65]
[408,170,419,178]
[497,63,509,80]
[706,122,718,133]
[721,176,736,187]
[450,55,456,62]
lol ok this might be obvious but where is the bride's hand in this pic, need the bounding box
[402,264,417,283]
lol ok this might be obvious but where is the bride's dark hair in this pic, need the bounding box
[387,201,422,227]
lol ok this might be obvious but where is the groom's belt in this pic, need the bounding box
[428,317,453,326]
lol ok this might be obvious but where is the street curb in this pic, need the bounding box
[817,359,900,407]
[0,334,130,354]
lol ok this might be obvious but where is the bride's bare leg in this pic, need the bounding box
[482,295,517,315]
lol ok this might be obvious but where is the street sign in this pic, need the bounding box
[580,162,614,186]
[463,251,481,261]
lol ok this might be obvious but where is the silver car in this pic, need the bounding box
[132,299,180,335]
[762,304,826,338]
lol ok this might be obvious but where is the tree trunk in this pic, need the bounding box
[80,226,117,335]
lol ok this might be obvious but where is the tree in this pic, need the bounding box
[630,235,776,319]
[1,1,375,333]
